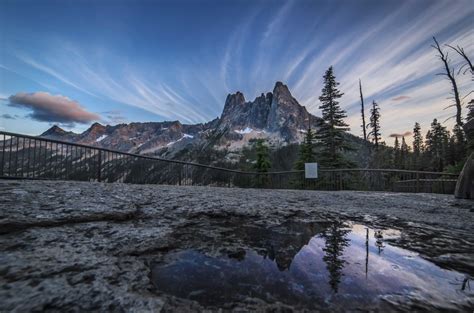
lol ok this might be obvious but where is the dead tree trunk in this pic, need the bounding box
[359,79,367,141]
[432,37,463,126]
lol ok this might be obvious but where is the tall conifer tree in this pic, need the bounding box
[368,100,381,148]
[393,137,401,168]
[295,128,317,170]
[412,122,423,169]
[452,124,467,163]
[400,137,409,169]
[425,119,449,171]
[467,99,474,152]
[316,66,352,167]
[253,139,271,187]
[254,139,271,173]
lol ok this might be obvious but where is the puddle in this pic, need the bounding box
[150,221,473,310]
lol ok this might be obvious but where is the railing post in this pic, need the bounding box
[178,166,182,186]
[1,134,5,177]
[415,172,420,193]
[97,150,102,182]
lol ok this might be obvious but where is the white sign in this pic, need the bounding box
[305,163,318,179]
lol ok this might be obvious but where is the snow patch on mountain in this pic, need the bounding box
[167,134,194,146]
[96,135,108,142]
[235,127,253,134]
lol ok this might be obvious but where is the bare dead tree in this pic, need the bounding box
[432,37,463,126]
[447,43,474,123]
[446,44,474,74]
[359,79,367,141]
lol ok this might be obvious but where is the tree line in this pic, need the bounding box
[252,36,473,175]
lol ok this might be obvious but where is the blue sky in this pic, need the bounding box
[0,0,473,145]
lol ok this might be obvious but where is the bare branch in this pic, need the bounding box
[443,115,455,123]
[447,44,474,73]
[433,36,463,126]
[462,90,474,100]
[443,104,456,110]
[457,63,468,75]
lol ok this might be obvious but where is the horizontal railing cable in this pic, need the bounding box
[0,131,459,193]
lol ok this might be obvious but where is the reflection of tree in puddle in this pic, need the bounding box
[461,276,471,291]
[227,220,353,293]
[320,220,350,293]
[374,230,385,254]
[153,220,473,310]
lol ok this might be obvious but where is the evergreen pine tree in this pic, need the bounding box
[253,139,271,187]
[295,128,317,170]
[393,137,401,168]
[447,135,457,166]
[424,119,449,171]
[316,66,352,168]
[367,100,381,148]
[467,99,474,153]
[452,124,467,163]
[400,136,410,169]
[412,122,423,169]
[467,99,474,121]
[254,139,271,173]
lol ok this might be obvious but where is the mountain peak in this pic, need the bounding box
[41,125,66,136]
[90,122,105,129]
[274,81,285,88]
[86,122,106,133]
[221,91,247,123]
[40,125,77,139]
[225,91,245,105]
[273,81,291,96]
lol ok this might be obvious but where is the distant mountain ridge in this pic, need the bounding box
[41,82,324,158]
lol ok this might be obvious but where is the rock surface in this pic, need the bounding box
[455,117,474,199]
[455,152,474,199]
[0,180,473,312]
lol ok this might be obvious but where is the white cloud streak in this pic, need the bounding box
[5,0,473,145]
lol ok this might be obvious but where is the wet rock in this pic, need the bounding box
[0,180,473,312]
[455,151,474,199]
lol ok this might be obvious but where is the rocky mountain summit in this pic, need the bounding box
[41,82,323,157]
[216,82,322,146]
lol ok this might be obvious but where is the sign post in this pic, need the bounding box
[305,163,318,179]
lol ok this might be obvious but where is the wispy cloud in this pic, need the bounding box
[14,54,100,98]
[391,96,411,101]
[3,0,473,145]
[13,47,213,124]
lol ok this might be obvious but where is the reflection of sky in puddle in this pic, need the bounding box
[151,222,473,310]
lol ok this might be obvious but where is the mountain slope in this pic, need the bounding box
[40,81,370,167]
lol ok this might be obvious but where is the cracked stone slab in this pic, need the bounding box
[0,180,473,312]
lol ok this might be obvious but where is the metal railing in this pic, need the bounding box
[0,131,459,193]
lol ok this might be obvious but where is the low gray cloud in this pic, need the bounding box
[102,110,127,124]
[389,131,412,138]
[1,114,16,120]
[8,92,100,125]
[391,95,411,101]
